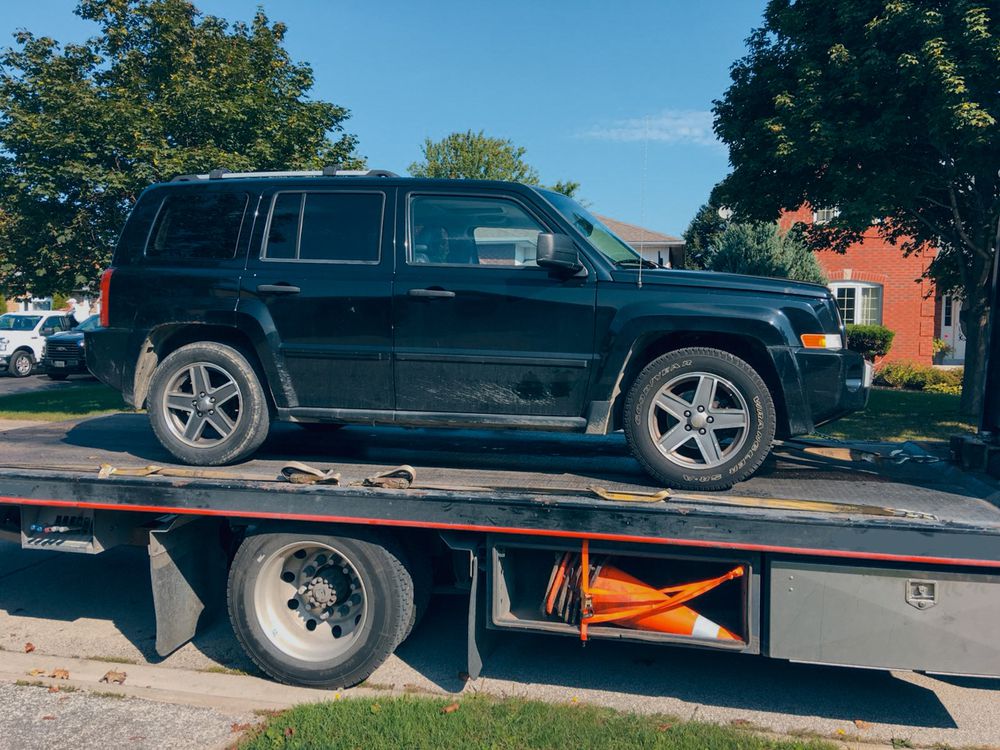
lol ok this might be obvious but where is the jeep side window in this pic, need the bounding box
[263,192,384,263]
[409,195,543,267]
[145,191,249,260]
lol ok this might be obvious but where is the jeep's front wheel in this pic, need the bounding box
[148,342,270,465]
[623,348,775,491]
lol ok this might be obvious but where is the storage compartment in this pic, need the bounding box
[20,507,139,554]
[769,560,1000,677]
[489,537,758,653]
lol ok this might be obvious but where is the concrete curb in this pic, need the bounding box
[0,650,362,715]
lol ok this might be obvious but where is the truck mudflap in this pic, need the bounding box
[148,516,227,657]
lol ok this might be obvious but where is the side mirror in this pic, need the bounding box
[536,233,582,273]
[40,327,55,337]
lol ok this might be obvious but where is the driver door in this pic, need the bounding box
[392,189,598,418]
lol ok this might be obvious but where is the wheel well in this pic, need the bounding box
[133,325,273,410]
[611,332,790,437]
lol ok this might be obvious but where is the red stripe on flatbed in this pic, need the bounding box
[1,495,997,569]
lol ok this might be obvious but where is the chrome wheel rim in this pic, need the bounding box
[647,372,750,469]
[161,362,242,447]
[13,354,31,376]
[254,542,368,662]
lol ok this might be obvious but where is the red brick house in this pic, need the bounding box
[779,207,963,366]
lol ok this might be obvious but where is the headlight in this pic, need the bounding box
[79,339,86,348]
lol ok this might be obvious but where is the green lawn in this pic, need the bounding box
[238,695,835,750]
[816,387,974,443]
[0,383,131,421]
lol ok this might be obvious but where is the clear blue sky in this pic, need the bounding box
[2,1,767,236]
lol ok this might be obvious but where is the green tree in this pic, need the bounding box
[0,0,361,298]
[409,130,579,197]
[713,0,1000,416]
[409,130,540,183]
[709,222,827,284]
[550,180,581,198]
[682,202,729,269]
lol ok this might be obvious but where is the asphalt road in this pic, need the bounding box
[1,535,999,749]
[0,371,96,397]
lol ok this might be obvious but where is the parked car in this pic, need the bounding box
[0,311,76,378]
[41,314,100,380]
[87,169,871,489]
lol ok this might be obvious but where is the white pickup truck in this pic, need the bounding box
[0,311,76,377]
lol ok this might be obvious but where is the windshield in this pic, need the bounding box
[0,314,41,332]
[538,190,642,265]
[76,315,100,332]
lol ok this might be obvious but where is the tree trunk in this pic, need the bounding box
[960,297,990,418]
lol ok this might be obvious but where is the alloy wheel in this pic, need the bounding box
[647,372,751,469]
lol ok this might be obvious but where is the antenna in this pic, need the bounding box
[638,114,650,289]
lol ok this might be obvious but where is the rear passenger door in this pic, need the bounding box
[241,188,394,410]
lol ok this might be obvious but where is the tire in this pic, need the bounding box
[623,347,776,491]
[400,551,433,642]
[47,372,69,381]
[147,342,270,466]
[228,527,414,688]
[9,350,34,378]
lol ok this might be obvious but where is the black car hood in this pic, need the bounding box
[46,330,85,343]
[611,268,831,300]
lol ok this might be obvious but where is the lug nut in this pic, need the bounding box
[707,416,714,423]
[209,409,215,415]
[685,425,692,431]
[697,405,705,412]
[699,428,707,434]
[684,410,691,418]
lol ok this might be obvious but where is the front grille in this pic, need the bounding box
[46,342,82,358]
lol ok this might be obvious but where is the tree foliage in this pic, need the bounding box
[409,130,539,183]
[682,202,730,269]
[0,0,360,297]
[712,0,1000,414]
[708,222,827,284]
[409,130,578,196]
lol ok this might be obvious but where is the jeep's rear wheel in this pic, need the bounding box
[624,347,775,491]
[148,342,269,465]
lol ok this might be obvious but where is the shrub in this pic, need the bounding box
[925,382,962,395]
[875,362,963,392]
[846,324,895,361]
[708,222,827,283]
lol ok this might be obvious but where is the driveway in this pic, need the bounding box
[1,538,1000,749]
[0,372,96,397]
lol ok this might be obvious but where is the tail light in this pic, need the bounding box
[99,268,114,327]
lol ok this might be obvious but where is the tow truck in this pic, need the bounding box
[2,222,1000,688]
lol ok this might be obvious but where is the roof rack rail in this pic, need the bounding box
[171,167,399,182]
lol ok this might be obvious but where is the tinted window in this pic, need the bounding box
[264,192,383,263]
[409,195,543,267]
[146,191,249,260]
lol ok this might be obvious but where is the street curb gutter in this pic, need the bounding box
[0,651,355,714]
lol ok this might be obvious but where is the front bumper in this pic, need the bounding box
[794,348,872,428]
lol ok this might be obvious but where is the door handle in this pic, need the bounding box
[257,284,301,295]
[408,288,455,299]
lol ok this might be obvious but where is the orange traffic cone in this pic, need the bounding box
[587,563,742,640]
[544,544,744,642]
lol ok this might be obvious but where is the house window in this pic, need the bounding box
[830,282,882,325]
[813,207,841,225]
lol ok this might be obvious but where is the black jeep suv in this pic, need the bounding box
[87,168,870,490]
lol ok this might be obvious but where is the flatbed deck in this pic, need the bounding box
[2,414,999,568]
